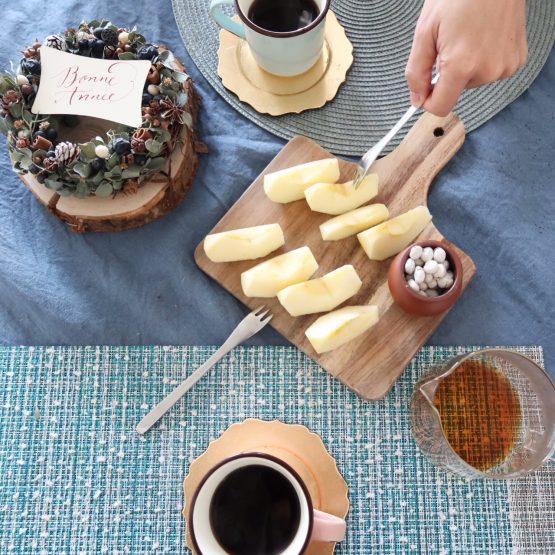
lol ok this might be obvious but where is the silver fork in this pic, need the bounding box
[351,74,440,187]
[136,306,272,435]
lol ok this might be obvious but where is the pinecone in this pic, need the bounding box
[44,34,66,51]
[54,141,80,166]
[122,179,139,195]
[131,137,146,153]
[43,157,59,172]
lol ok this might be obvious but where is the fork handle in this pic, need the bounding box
[136,339,239,435]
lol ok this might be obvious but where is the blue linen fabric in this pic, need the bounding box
[0,0,553,376]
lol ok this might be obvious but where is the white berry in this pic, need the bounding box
[446,271,454,280]
[428,279,438,288]
[438,277,449,288]
[423,260,439,274]
[408,279,419,293]
[419,282,428,291]
[433,248,446,263]
[421,247,434,262]
[16,74,29,86]
[414,267,425,284]
[434,265,446,279]
[405,258,416,274]
[425,272,434,284]
[444,278,454,288]
[147,84,159,95]
[410,245,423,260]
[95,144,110,159]
[442,260,450,270]
[427,289,439,297]
[18,130,27,138]
[118,32,130,44]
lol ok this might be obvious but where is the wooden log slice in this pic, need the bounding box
[19,60,202,233]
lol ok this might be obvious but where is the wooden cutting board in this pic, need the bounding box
[195,112,476,400]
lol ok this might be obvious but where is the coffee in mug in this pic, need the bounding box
[248,0,320,33]
[189,453,346,555]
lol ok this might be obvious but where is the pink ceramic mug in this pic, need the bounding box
[188,452,346,554]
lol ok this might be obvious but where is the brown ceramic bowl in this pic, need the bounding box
[387,240,463,316]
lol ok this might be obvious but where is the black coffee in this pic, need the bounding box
[248,0,320,33]
[209,464,301,555]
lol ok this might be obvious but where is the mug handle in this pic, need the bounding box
[209,0,246,39]
[311,509,346,542]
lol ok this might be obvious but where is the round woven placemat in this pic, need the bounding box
[172,0,555,156]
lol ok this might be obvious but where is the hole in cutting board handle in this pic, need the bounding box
[433,127,445,137]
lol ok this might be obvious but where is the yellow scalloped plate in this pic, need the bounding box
[183,419,349,554]
[217,12,353,115]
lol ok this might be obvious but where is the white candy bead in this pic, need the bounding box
[147,84,159,95]
[434,265,446,279]
[17,130,27,138]
[414,267,425,284]
[421,247,434,262]
[413,258,423,266]
[425,272,434,284]
[16,74,29,86]
[442,260,450,270]
[444,278,453,288]
[408,279,419,293]
[446,271,454,280]
[428,279,438,288]
[118,32,130,44]
[437,277,450,288]
[95,145,110,159]
[433,248,446,263]
[418,290,427,297]
[423,260,439,274]
[405,258,416,274]
[419,282,428,291]
[409,245,423,260]
[427,289,439,297]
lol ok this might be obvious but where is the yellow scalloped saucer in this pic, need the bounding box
[183,419,349,554]
[217,12,353,116]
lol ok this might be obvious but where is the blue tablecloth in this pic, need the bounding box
[0,0,553,376]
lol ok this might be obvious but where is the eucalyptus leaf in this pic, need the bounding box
[148,157,167,171]
[0,117,10,135]
[106,152,120,170]
[112,181,123,191]
[79,141,96,160]
[88,19,101,28]
[74,182,89,198]
[45,178,62,191]
[145,139,163,155]
[59,189,72,197]
[8,103,22,118]
[154,128,172,143]
[19,156,32,170]
[177,92,188,107]
[172,71,189,84]
[122,165,142,179]
[182,112,193,130]
[92,171,105,184]
[118,52,137,61]
[95,182,113,197]
[73,162,91,178]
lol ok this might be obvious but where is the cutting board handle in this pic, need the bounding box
[372,111,466,208]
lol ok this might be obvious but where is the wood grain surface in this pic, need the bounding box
[195,112,476,400]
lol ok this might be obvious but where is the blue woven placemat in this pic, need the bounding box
[0,345,553,554]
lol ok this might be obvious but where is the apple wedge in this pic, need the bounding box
[203,224,285,262]
[358,206,432,261]
[277,265,362,316]
[241,246,319,298]
[305,305,379,354]
[304,174,379,215]
[320,204,389,241]
[264,158,340,203]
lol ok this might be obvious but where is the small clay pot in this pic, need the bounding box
[32,135,53,151]
[388,239,463,316]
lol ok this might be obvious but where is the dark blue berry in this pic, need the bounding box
[21,58,41,75]
[92,39,105,57]
[29,163,41,174]
[88,38,96,49]
[137,45,158,61]
[36,173,46,183]
[33,130,46,139]
[93,27,104,39]
[154,95,165,101]
[90,157,106,173]
[134,154,148,166]
[113,138,131,155]
[101,28,118,46]
[78,38,90,51]
[47,149,56,158]
[46,128,58,142]
[142,93,153,105]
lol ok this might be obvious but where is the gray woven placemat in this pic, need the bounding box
[172,0,555,156]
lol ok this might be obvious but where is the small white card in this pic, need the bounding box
[32,47,151,128]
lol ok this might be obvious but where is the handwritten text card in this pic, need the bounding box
[32,47,151,128]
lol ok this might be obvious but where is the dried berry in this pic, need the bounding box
[16,138,30,149]
[101,28,118,46]
[20,58,41,75]
[147,67,160,84]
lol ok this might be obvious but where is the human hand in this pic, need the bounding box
[405,0,528,116]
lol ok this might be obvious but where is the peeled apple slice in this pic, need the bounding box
[241,246,319,298]
[305,305,379,354]
[320,204,389,241]
[277,265,362,316]
[264,158,340,203]
[358,206,432,261]
[304,174,379,215]
[204,224,285,262]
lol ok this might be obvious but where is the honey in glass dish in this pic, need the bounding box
[433,359,522,471]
